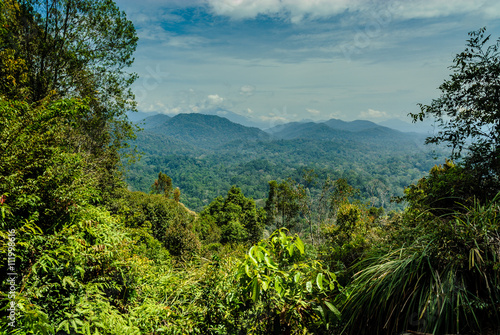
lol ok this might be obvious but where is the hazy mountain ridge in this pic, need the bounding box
[127,113,446,210]
[137,112,426,146]
[141,113,270,150]
[137,113,171,129]
[268,122,352,141]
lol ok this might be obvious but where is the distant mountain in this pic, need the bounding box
[266,118,421,144]
[126,111,159,122]
[127,113,449,211]
[144,113,270,150]
[202,109,273,129]
[324,118,388,132]
[138,114,171,129]
[268,122,350,140]
[377,118,437,134]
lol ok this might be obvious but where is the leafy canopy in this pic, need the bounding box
[412,27,500,197]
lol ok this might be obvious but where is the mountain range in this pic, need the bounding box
[125,111,446,211]
[129,109,436,134]
[135,112,427,149]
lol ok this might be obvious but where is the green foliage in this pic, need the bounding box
[0,0,28,100]
[151,172,173,197]
[0,0,139,198]
[237,229,342,334]
[163,223,201,259]
[0,206,148,334]
[399,160,478,215]
[196,186,266,245]
[320,203,375,277]
[412,28,500,199]
[5,11,500,335]
[0,98,101,231]
[336,203,362,234]
[299,175,360,246]
[107,189,199,260]
[265,179,305,230]
[343,195,500,335]
[173,187,181,202]
[2,0,138,103]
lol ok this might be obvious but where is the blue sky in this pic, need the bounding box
[114,0,500,127]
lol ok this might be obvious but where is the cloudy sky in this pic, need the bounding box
[114,0,500,126]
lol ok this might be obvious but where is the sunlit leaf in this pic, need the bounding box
[316,272,324,290]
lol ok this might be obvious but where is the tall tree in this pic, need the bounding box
[411,28,500,199]
[197,186,265,244]
[300,175,358,245]
[0,0,138,196]
[151,172,173,198]
[264,179,305,230]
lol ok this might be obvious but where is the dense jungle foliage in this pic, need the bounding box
[0,1,499,334]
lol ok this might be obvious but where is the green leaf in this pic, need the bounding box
[245,263,252,277]
[295,236,305,254]
[261,276,270,291]
[248,246,258,265]
[316,272,324,290]
[251,277,259,301]
[316,305,325,319]
[71,319,78,332]
[306,281,312,293]
[264,254,277,269]
[325,301,341,319]
[275,276,283,296]
[294,272,301,283]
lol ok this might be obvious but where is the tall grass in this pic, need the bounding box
[342,195,500,334]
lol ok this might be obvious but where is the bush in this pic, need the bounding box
[237,229,342,334]
[163,223,201,259]
[343,195,500,335]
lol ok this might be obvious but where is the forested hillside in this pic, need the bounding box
[127,113,445,210]
[1,1,499,334]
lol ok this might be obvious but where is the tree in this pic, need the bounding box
[0,0,139,197]
[4,0,138,103]
[196,186,266,244]
[264,179,305,231]
[151,172,173,197]
[0,0,28,99]
[0,97,100,231]
[411,28,500,199]
[173,187,181,202]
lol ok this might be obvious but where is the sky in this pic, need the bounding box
[114,0,500,127]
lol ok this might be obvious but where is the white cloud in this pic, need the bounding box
[359,108,388,119]
[164,35,210,48]
[137,25,170,41]
[207,94,225,105]
[207,0,282,19]
[206,0,498,22]
[240,85,256,96]
[392,0,487,19]
[306,108,321,115]
[482,0,500,18]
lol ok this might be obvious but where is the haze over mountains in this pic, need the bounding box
[131,109,436,135]
[135,112,423,151]
[134,111,430,145]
